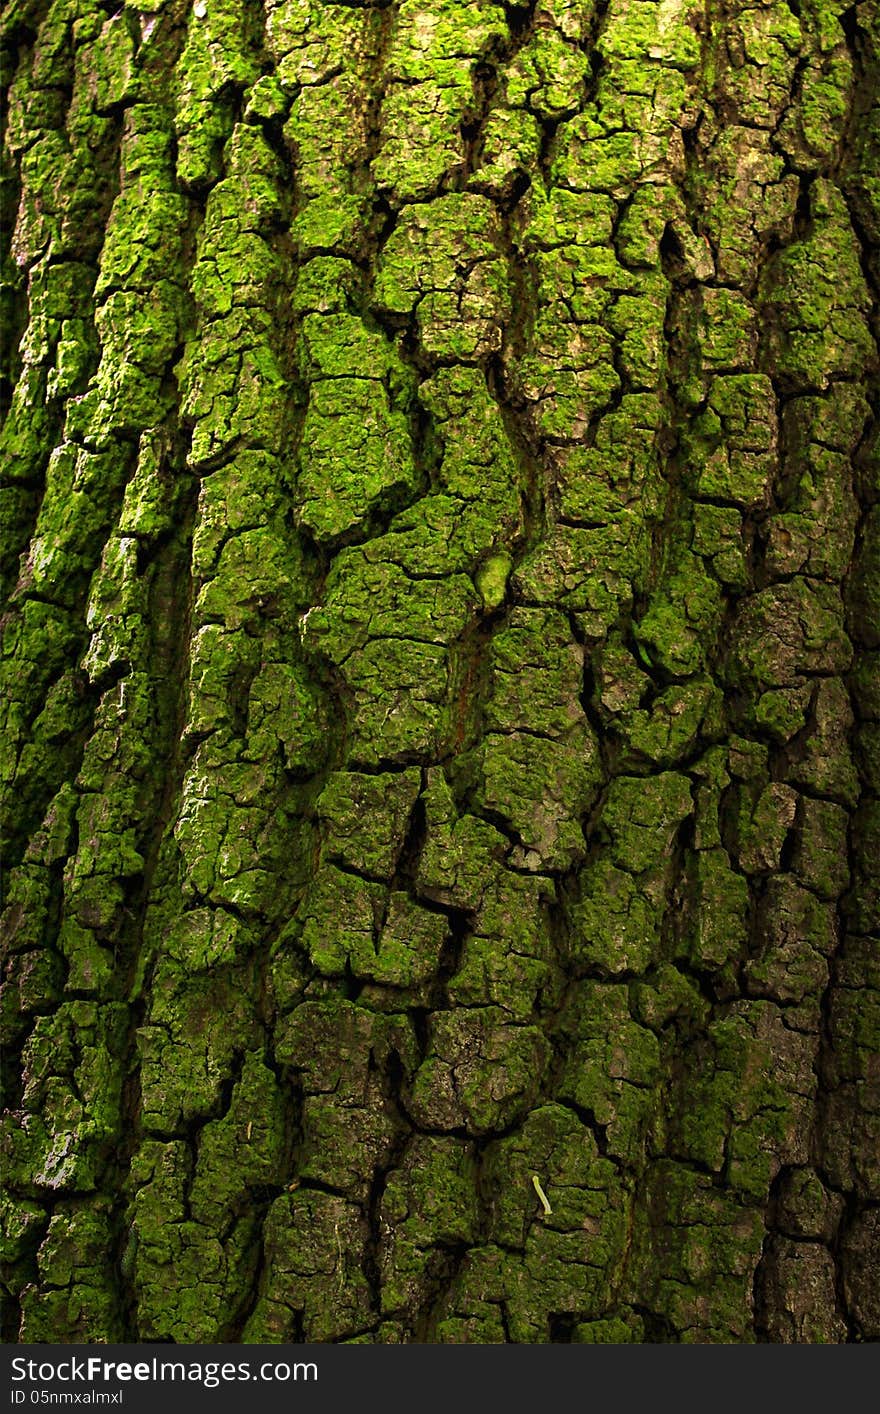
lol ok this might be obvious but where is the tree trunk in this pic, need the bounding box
[1,0,878,1344]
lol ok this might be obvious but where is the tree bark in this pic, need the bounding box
[1,0,878,1344]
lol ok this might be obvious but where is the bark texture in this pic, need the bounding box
[1,0,879,1344]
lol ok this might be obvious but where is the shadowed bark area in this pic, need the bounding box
[1,0,878,1344]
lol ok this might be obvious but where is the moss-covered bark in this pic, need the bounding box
[1,0,878,1344]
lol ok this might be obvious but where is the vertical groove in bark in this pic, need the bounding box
[1,0,878,1343]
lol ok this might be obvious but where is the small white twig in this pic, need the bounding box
[532,1173,552,1217]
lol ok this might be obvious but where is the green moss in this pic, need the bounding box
[138,959,258,1129]
[791,796,850,901]
[761,179,873,387]
[411,1008,551,1136]
[556,986,660,1159]
[19,1204,123,1342]
[850,506,880,649]
[600,772,693,875]
[728,579,852,693]
[671,1003,816,1200]
[318,769,422,878]
[626,678,724,767]
[632,962,710,1033]
[375,195,509,360]
[448,936,552,1022]
[372,0,508,199]
[174,0,260,187]
[284,75,369,200]
[569,861,660,976]
[633,546,722,676]
[599,1,703,71]
[475,552,512,610]
[629,1160,765,1340]
[295,868,449,994]
[291,195,370,257]
[731,781,798,874]
[292,257,359,315]
[573,1313,645,1342]
[681,847,750,973]
[487,611,584,733]
[468,106,541,198]
[244,75,290,126]
[379,1136,481,1319]
[460,725,600,872]
[296,373,418,544]
[514,520,652,636]
[555,395,665,523]
[745,878,832,1012]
